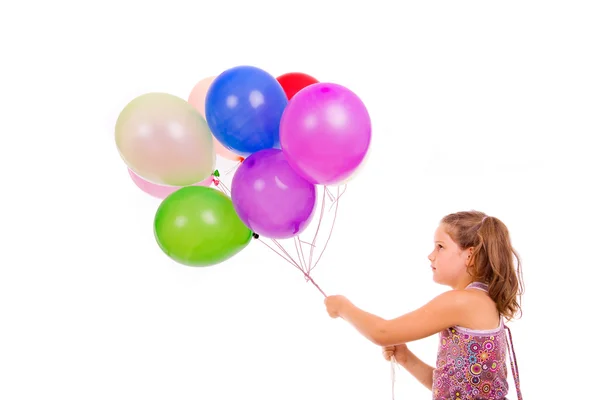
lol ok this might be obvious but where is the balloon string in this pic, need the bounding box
[308,189,327,271]
[254,237,327,297]
[294,236,308,274]
[309,185,345,274]
[307,184,345,274]
[391,355,398,400]
[223,159,244,176]
[269,237,327,297]
[212,178,230,195]
[212,177,343,299]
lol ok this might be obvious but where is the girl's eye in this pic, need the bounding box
[438,244,443,249]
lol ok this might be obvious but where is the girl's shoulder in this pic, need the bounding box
[454,282,502,331]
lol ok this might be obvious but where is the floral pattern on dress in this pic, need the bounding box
[431,282,517,400]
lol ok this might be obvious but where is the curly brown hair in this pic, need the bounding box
[441,211,524,321]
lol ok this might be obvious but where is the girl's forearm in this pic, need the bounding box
[398,349,434,391]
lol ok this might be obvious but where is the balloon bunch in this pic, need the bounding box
[114,66,371,295]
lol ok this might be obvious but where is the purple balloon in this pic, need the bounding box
[231,148,317,239]
[280,82,371,186]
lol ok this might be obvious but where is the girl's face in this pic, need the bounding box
[428,224,472,288]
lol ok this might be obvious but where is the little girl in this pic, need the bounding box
[325,210,523,399]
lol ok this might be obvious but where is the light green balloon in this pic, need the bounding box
[115,92,215,187]
[154,186,253,266]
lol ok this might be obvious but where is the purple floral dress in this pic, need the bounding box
[432,282,522,400]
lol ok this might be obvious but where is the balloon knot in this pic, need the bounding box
[252,233,259,239]
[213,169,221,178]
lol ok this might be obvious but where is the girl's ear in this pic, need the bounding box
[465,247,474,266]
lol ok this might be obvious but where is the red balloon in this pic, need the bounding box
[276,72,319,100]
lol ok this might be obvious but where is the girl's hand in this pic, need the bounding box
[382,344,409,365]
[324,295,350,318]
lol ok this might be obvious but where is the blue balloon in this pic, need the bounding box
[205,66,288,156]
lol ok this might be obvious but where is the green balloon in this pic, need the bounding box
[154,186,253,266]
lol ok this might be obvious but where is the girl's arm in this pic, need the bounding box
[397,348,434,391]
[333,290,471,346]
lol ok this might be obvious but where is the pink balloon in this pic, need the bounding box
[128,168,213,199]
[279,83,371,186]
[188,76,216,120]
[188,76,244,162]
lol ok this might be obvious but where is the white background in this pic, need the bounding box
[1,1,598,398]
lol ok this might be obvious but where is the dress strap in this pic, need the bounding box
[504,326,523,399]
[465,281,489,291]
